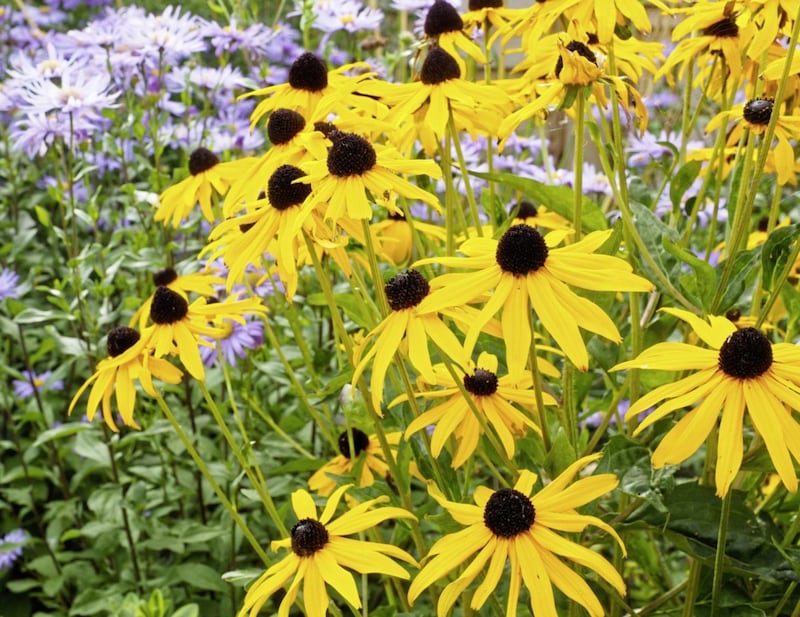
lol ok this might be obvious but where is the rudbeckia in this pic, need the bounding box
[238,485,417,617]
[299,131,442,223]
[68,327,182,431]
[612,308,800,496]
[370,210,447,265]
[154,147,256,227]
[408,454,626,617]
[416,225,654,375]
[396,351,556,468]
[510,201,571,231]
[423,0,487,76]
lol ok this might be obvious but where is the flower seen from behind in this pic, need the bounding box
[238,485,417,617]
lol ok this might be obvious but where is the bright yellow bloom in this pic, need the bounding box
[238,485,417,617]
[422,0,487,76]
[409,454,625,617]
[612,308,800,496]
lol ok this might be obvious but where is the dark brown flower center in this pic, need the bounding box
[239,222,256,233]
[743,98,773,126]
[327,133,377,177]
[188,148,219,176]
[384,269,430,311]
[469,0,503,8]
[288,52,328,92]
[512,201,538,219]
[290,518,329,557]
[463,368,499,396]
[420,47,461,85]
[555,40,598,78]
[150,287,188,324]
[425,0,464,36]
[483,488,535,537]
[268,108,306,145]
[106,326,141,357]
[337,428,370,458]
[268,165,311,210]
[496,225,549,275]
[757,215,770,232]
[153,267,178,287]
[314,121,338,138]
[725,308,741,323]
[718,327,773,379]
[703,16,739,38]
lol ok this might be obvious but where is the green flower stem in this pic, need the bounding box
[634,581,689,617]
[582,377,630,457]
[482,18,496,224]
[573,89,586,241]
[360,218,389,316]
[561,363,578,450]
[681,561,703,617]
[756,235,800,328]
[771,582,799,617]
[242,393,315,459]
[441,127,468,256]
[447,106,483,236]
[710,489,733,617]
[154,391,270,565]
[528,321,552,453]
[678,58,695,163]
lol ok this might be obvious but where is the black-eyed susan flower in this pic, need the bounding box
[308,428,401,496]
[68,326,182,431]
[416,225,654,375]
[238,485,417,617]
[408,454,626,617]
[351,269,468,412]
[612,308,800,496]
[299,131,442,223]
[154,147,256,227]
[423,0,486,76]
[370,209,447,265]
[396,351,556,468]
[510,200,571,231]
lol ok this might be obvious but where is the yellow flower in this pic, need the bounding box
[68,327,182,431]
[238,486,417,617]
[422,0,487,76]
[416,225,654,375]
[612,308,800,496]
[370,210,447,265]
[396,351,556,468]
[408,454,625,617]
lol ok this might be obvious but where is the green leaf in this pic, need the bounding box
[32,422,91,448]
[33,205,51,226]
[470,171,608,231]
[173,563,227,592]
[630,201,681,289]
[170,605,199,617]
[13,307,73,325]
[761,224,800,292]
[716,247,761,313]
[670,160,702,210]
[663,239,716,310]
[221,569,262,585]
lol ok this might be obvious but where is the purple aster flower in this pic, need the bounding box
[200,318,265,368]
[10,111,96,157]
[0,529,26,570]
[312,0,384,34]
[17,67,119,120]
[13,370,65,399]
[203,18,280,58]
[0,268,20,300]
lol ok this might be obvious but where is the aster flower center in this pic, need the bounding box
[555,41,598,78]
[268,109,306,145]
[420,47,461,85]
[513,201,538,219]
[703,16,739,38]
[188,148,220,176]
[384,269,430,311]
[337,428,370,458]
[469,0,503,8]
[290,518,329,557]
[496,225,549,276]
[743,98,773,126]
[150,287,189,324]
[268,165,312,210]
[718,327,773,379]
[153,267,178,287]
[483,488,535,537]
[107,326,141,357]
[288,52,328,92]
[327,133,377,177]
[463,368,499,396]
[425,0,464,36]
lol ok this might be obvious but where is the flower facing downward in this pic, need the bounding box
[237,486,417,617]
[612,309,800,496]
[408,454,625,617]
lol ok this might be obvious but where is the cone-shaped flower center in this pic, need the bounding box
[425,0,464,35]
[268,165,312,210]
[153,267,178,287]
[743,98,773,126]
[703,16,739,38]
[725,308,741,323]
[107,326,141,357]
[290,518,329,557]
[483,488,535,537]
[555,41,598,78]
[288,52,328,92]
[496,225,549,275]
[314,121,338,138]
[718,327,773,379]
[420,47,461,85]
[513,201,538,219]
[469,0,503,8]
[337,428,370,458]
[150,287,189,324]
[327,133,377,177]
[188,148,219,176]
[384,269,430,311]
[268,109,306,145]
[463,368,499,396]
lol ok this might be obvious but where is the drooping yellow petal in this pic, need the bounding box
[715,380,746,497]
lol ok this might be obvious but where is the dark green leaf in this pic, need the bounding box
[173,563,227,592]
[670,161,702,209]
[761,224,800,292]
